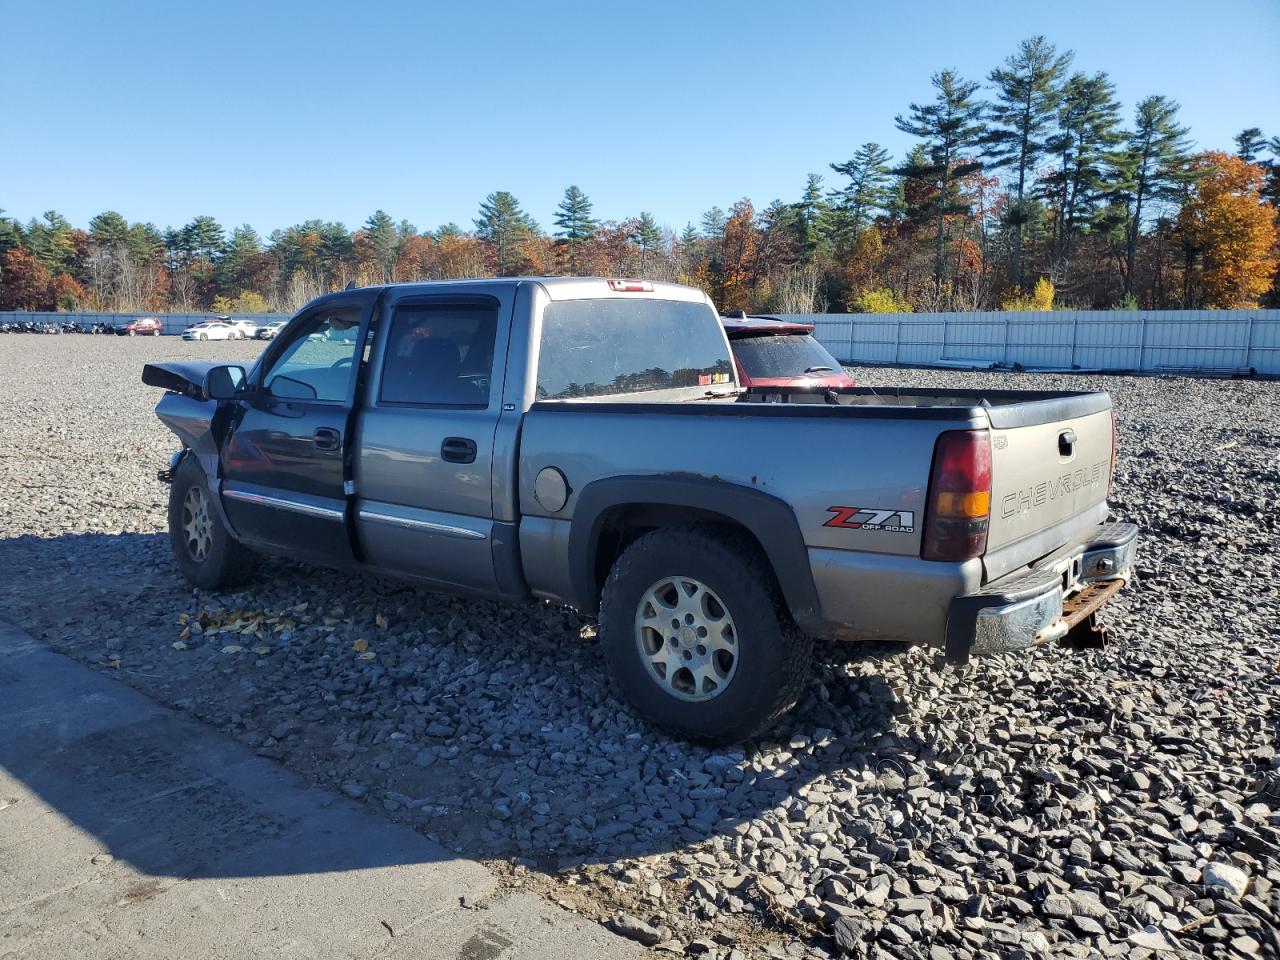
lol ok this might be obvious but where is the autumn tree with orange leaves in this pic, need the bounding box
[1177,152,1279,307]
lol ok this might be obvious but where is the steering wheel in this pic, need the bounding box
[330,356,354,371]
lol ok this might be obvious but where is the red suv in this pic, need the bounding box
[721,314,853,390]
[116,317,164,337]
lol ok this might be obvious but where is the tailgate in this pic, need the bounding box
[984,394,1114,575]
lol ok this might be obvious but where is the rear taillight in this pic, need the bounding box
[1108,409,1118,497]
[922,430,992,562]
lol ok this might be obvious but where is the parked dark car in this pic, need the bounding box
[720,314,853,391]
[116,316,164,337]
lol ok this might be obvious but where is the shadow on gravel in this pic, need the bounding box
[0,530,909,879]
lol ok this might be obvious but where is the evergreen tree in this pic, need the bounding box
[631,211,663,273]
[829,142,894,248]
[88,211,131,247]
[475,191,537,275]
[679,222,700,248]
[25,211,76,272]
[0,211,21,258]
[1234,128,1266,164]
[364,209,400,282]
[181,215,227,265]
[699,206,727,239]
[319,222,354,279]
[1113,96,1193,298]
[791,173,830,264]
[128,222,164,263]
[1042,71,1124,262]
[553,186,596,271]
[217,224,264,291]
[895,69,987,290]
[1264,137,1280,207]
[984,36,1074,286]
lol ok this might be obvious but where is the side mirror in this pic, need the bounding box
[203,364,247,401]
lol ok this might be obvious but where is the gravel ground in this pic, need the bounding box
[0,334,1276,960]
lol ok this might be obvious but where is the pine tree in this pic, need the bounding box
[700,206,727,239]
[25,211,76,272]
[181,215,227,266]
[364,210,400,282]
[217,225,264,292]
[895,69,987,290]
[1042,71,1123,262]
[1234,128,1266,164]
[0,211,21,258]
[88,211,131,247]
[631,212,663,273]
[475,191,538,276]
[791,174,830,264]
[1263,137,1280,208]
[829,143,894,248]
[553,186,596,271]
[984,36,1074,287]
[1113,96,1193,298]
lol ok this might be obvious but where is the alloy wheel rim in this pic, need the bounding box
[634,576,738,702]
[182,485,213,562]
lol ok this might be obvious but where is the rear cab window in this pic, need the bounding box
[536,299,734,402]
[732,334,840,380]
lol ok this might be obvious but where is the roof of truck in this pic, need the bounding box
[322,277,708,302]
[720,314,816,338]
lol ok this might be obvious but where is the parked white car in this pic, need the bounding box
[255,320,287,340]
[182,321,238,341]
[225,318,260,339]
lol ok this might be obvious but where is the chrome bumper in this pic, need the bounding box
[946,521,1138,664]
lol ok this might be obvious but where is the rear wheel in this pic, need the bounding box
[153,328,161,337]
[128,329,136,337]
[168,457,257,590]
[598,526,811,745]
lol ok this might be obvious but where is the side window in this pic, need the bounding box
[379,302,498,407]
[263,308,362,402]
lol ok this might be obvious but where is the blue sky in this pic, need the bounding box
[3,0,1278,237]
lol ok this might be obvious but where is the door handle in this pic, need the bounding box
[1058,428,1077,457]
[313,427,341,451]
[441,437,477,464]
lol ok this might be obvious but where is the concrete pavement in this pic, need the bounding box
[0,623,643,959]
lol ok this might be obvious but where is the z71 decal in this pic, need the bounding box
[824,506,916,533]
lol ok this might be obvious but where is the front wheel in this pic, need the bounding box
[198,332,208,341]
[168,457,258,590]
[128,329,136,337]
[598,526,812,745]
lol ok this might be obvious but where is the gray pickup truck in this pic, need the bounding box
[144,278,1137,744]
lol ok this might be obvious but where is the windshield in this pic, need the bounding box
[536,299,734,401]
[732,334,841,379]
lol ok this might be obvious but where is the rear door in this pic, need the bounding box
[219,294,373,565]
[353,289,512,592]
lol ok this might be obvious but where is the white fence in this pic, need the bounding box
[5,307,1280,375]
[0,311,291,335]
[784,310,1280,376]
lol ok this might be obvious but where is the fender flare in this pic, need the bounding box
[566,474,824,633]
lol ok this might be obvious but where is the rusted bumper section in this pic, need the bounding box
[944,521,1138,665]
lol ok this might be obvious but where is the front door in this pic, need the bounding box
[354,291,511,592]
[220,296,371,565]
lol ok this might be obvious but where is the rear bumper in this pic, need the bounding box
[944,520,1138,664]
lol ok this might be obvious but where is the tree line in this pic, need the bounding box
[2,36,1277,315]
